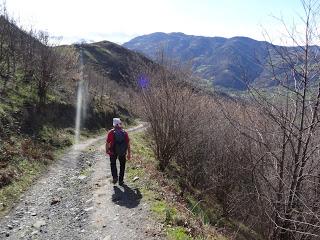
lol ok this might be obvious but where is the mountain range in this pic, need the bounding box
[123,32,313,91]
[65,32,319,92]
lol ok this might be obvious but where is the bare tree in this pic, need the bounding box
[135,2,320,239]
[219,1,320,238]
[33,31,78,107]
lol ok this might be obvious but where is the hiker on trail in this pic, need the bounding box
[106,118,131,185]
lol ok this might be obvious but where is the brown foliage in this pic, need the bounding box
[0,167,17,188]
[136,19,320,237]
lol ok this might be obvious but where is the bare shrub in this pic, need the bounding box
[132,1,320,238]
[133,56,255,229]
[212,1,320,238]
[133,56,197,170]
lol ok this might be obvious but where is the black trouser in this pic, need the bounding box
[110,154,126,182]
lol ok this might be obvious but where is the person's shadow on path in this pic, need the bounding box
[112,184,142,208]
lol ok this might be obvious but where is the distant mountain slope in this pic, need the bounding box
[123,32,274,90]
[74,41,152,86]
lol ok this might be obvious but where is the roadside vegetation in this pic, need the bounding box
[132,1,320,239]
[128,131,232,240]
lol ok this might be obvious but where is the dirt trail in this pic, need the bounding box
[0,124,164,240]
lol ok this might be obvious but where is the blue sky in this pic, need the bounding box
[6,0,306,45]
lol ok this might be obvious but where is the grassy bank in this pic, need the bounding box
[127,131,228,240]
[0,126,74,216]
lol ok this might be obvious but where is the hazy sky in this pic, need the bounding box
[6,0,306,45]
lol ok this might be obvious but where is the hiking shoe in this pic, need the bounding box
[119,181,124,186]
[112,178,118,184]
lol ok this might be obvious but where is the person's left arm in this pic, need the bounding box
[126,132,131,160]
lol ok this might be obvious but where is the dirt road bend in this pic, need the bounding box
[0,124,164,240]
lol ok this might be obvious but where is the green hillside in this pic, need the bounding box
[0,16,134,211]
[74,40,153,86]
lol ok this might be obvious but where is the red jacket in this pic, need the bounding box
[106,127,129,156]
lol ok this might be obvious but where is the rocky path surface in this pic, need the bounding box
[0,125,164,240]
